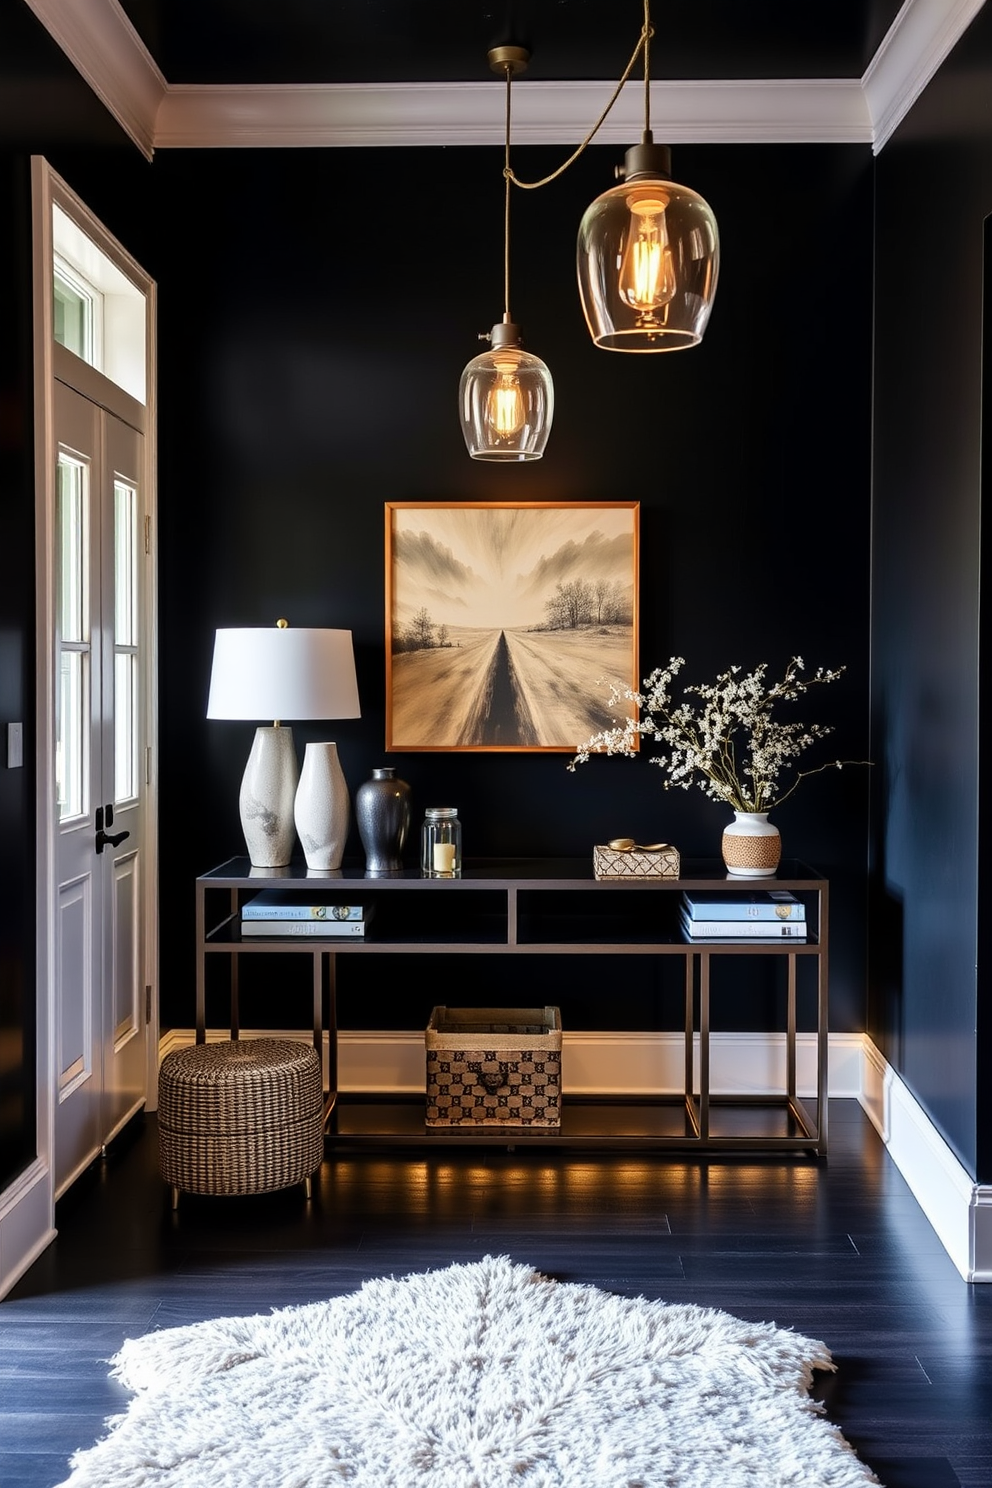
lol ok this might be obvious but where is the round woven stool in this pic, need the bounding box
[158,1038,324,1207]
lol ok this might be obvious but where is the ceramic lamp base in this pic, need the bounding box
[239,725,299,868]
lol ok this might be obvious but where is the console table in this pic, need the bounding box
[196,857,829,1154]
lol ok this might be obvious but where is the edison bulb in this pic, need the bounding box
[618,194,677,317]
[486,358,526,439]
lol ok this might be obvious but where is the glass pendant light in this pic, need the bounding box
[459,47,553,462]
[576,4,719,351]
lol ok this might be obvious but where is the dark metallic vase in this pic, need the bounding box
[355,767,412,874]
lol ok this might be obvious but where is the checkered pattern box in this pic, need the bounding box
[425,1006,562,1127]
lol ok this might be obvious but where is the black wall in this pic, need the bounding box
[870,4,992,1179]
[48,140,874,1038]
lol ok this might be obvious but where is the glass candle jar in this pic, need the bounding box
[421,807,462,878]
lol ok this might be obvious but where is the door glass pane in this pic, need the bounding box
[114,481,136,646]
[57,653,84,820]
[114,654,136,803]
[56,454,88,821]
[57,457,84,642]
[114,479,138,803]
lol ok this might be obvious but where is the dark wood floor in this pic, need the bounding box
[1,1100,989,1488]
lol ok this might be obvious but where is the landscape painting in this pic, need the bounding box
[385,501,639,751]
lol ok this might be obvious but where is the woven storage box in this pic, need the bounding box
[593,843,680,880]
[426,1007,562,1127]
[158,1038,324,1199]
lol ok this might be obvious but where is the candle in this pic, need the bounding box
[433,842,456,873]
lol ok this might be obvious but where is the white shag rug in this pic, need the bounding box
[56,1255,881,1488]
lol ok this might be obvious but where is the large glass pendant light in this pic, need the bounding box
[459,46,553,462]
[576,2,719,352]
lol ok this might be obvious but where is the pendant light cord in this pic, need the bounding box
[643,0,651,137]
[504,60,513,321]
[508,0,653,192]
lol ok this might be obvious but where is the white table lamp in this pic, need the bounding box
[207,622,361,868]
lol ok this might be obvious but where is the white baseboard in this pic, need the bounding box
[158,1027,865,1099]
[860,1039,991,1282]
[0,1159,57,1302]
[157,1026,989,1282]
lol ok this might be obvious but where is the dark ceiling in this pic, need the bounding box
[112,0,906,87]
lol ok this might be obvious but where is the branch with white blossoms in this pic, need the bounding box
[569,656,865,813]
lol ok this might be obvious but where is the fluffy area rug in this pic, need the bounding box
[56,1255,881,1487]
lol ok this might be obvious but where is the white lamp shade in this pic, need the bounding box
[206,627,361,722]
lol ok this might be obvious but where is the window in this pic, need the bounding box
[53,254,99,364]
[52,202,146,404]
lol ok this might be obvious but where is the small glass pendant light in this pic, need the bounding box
[576,6,719,351]
[459,47,554,461]
[459,318,553,462]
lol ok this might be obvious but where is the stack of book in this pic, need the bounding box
[679,889,807,941]
[240,890,371,938]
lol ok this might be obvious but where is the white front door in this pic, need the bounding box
[53,379,147,1196]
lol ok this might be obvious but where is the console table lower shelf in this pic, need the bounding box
[323,1092,824,1153]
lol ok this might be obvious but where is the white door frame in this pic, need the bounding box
[0,157,158,1296]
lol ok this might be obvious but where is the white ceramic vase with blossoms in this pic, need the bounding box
[570,656,858,877]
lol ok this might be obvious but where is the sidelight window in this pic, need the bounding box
[55,453,89,822]
[114,478,139,804]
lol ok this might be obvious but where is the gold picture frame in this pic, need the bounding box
[385,501,639,752]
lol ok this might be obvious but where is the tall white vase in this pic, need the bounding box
[721,811,781,877]
[294,741,350,871]
[239,725,299,868]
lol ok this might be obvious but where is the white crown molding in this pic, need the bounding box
[22,0,986,154]
[863,0,987,151]
[153,77,872,150]
[21,0,165,160]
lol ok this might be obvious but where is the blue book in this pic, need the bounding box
[241,917,367,938]
[681,890,805,923]
[242,891,364,922]
[679,911,806,941]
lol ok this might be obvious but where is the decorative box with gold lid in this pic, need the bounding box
[592,840,680,880]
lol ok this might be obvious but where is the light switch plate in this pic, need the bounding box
[7,722,23,768]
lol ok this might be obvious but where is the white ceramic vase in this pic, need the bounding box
[721,810,782,877]
[239,725,299,868]
[294,741,350,871]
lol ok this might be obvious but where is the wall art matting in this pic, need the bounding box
[385,501,639,752]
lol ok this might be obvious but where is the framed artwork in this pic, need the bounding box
[385,501,639,752]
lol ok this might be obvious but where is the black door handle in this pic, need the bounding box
[96,828,130,854]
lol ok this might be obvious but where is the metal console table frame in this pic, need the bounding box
[195,857,829,1154]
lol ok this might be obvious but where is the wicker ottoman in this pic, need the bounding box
[158,1038,324,1207]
